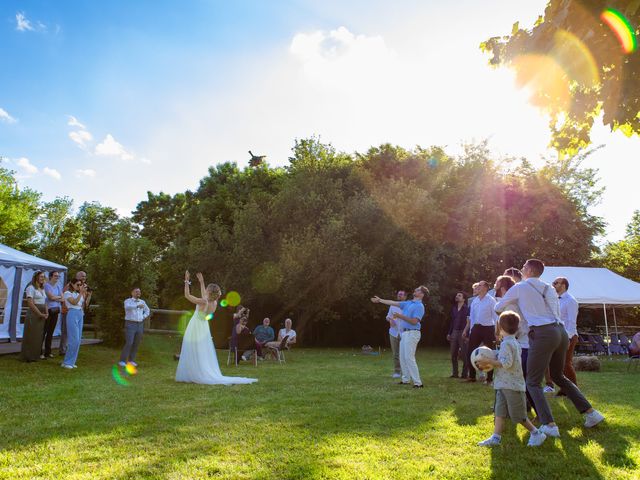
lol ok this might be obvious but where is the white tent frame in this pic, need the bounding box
[0,243,67,342]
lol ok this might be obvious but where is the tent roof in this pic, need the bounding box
[540,266,640,307]
[0,243,67,271]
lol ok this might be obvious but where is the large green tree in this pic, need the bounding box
[481,0,640,154]
[0,166,40,252]
[35,197,84,265]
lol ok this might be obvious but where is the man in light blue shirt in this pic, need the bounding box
[386,290,407,378]
[372,285,428,388]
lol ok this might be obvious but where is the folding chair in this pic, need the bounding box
[265,335,289,364]
[226,335,258,367]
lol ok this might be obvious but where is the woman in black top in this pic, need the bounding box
[447,292,470,378]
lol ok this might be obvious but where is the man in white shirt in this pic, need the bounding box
[553,277,580,394]
[495,259,604,437]
[463,281,496,384]
[386,290,407,378]
[118,288,151,367]
[266,318,297,348]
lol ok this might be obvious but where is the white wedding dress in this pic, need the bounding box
[175,303,257,385]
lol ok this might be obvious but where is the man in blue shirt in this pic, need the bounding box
[372,285,428,388]
[252,317,275,359]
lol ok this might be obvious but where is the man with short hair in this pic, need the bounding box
[265,318,297,349]
[387,290,407,378]
[553,276,579,394]
[251,317,275,360]
[495,259,604,436]
[464,281,497,384]
[118,287,150,367]
[372,286,428,388]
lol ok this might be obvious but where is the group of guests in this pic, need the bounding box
[449,259,604,446]
[20,270,92,369]
[231,305,297,363]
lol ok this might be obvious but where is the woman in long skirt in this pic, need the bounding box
[20,271,49,362]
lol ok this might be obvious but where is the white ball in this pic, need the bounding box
[471,346,497,372]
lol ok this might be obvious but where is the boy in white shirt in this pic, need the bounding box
[476,311,546,447]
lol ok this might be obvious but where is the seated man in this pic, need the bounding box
[629,331,640,357]
[251,317,275,360]
[265,317,297,350]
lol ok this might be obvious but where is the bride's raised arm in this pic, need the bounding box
[196,272,207,299]
[184,270,207,306]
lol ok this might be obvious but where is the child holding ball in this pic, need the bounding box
[476,311,547,447]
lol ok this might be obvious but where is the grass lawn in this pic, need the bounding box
[1,335,638,480]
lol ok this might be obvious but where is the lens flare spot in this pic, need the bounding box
[125,362,138,375]
[601,8,637,54]
[553,30,599,88]
[251,262,283,294]
[220,299,228,307]
[226,291,241,307]
[205,313,214,321]
[512,54,571,113]
[111,364,130,386]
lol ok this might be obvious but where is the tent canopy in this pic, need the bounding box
[540,266,640,308]
[0,243,66,271]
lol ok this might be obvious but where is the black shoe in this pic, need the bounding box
[397,381,410,385]
[413,384,424,389]
[449,374,459,378]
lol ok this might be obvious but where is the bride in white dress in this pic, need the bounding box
[175,271,257,385]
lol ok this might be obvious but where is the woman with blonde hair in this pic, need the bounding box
[175,271,257,385]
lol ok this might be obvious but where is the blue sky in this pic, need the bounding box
[1,1,638,242]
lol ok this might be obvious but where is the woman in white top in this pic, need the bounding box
[175,271,257,385]
[20,271,49,362]
[61,278,86,369]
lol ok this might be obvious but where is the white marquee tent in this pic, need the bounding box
[0,243,67,342]
[540,266,640,353]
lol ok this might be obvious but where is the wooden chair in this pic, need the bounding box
[264,335,290,364]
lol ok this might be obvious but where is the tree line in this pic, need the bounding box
[2,139,638,346]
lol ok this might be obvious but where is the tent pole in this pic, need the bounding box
[602,303,610,356]
[612,308,618,336]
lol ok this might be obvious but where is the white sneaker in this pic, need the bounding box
[477,435,501,447]
[527,431,547,447]
[40,354,45,359]
[543,385,555,393]
[118,361,127,367]
[540,424,560,438]
[61,364,73,369]
[129,361,138,367]
[72,365,78,369]
[584,410,605,428]
[392,373,401,378]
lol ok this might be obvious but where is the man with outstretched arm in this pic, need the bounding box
[371,286,429,389]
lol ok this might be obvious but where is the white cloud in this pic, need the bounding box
[16,157,38,175]
[75,169,96,178]
[0,108,17,124]
[43,167,61,180]
[67,115,86,129]
[16,12,33,31]
[140,157,152,165]
[95,134,134,161]
[69,129,93,148]
[16,12,46,32]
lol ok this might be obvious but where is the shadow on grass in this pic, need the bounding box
[1,340,638,479]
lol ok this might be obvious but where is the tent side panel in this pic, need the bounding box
[9,268,23,342]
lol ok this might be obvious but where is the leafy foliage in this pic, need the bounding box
[0,166,41,252]
[481,0,640,155]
